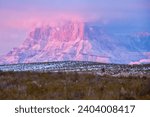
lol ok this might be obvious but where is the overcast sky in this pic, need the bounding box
[0,0,150,55]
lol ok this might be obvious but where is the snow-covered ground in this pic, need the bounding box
[0,61,150,77]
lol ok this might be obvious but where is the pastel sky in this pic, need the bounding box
[0,0,150,55]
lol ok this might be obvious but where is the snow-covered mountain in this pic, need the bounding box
[0,21,150,64]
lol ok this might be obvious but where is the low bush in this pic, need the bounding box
[0,71,149,100]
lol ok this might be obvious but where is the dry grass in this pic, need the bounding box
[0,71,150,100]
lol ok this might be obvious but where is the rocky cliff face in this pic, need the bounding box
[0,21,150,64]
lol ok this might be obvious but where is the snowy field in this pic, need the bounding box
[0,61,150,77]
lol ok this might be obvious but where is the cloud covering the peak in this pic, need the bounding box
[0,0,150,55]
[0,0,150,27]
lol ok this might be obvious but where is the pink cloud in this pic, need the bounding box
[0,9,100,31]
[130,59,150,65]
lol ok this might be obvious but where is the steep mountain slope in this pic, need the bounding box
[0,21,150,64]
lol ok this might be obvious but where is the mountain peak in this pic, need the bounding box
[28,21,85,42]
[0,21,150,65]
